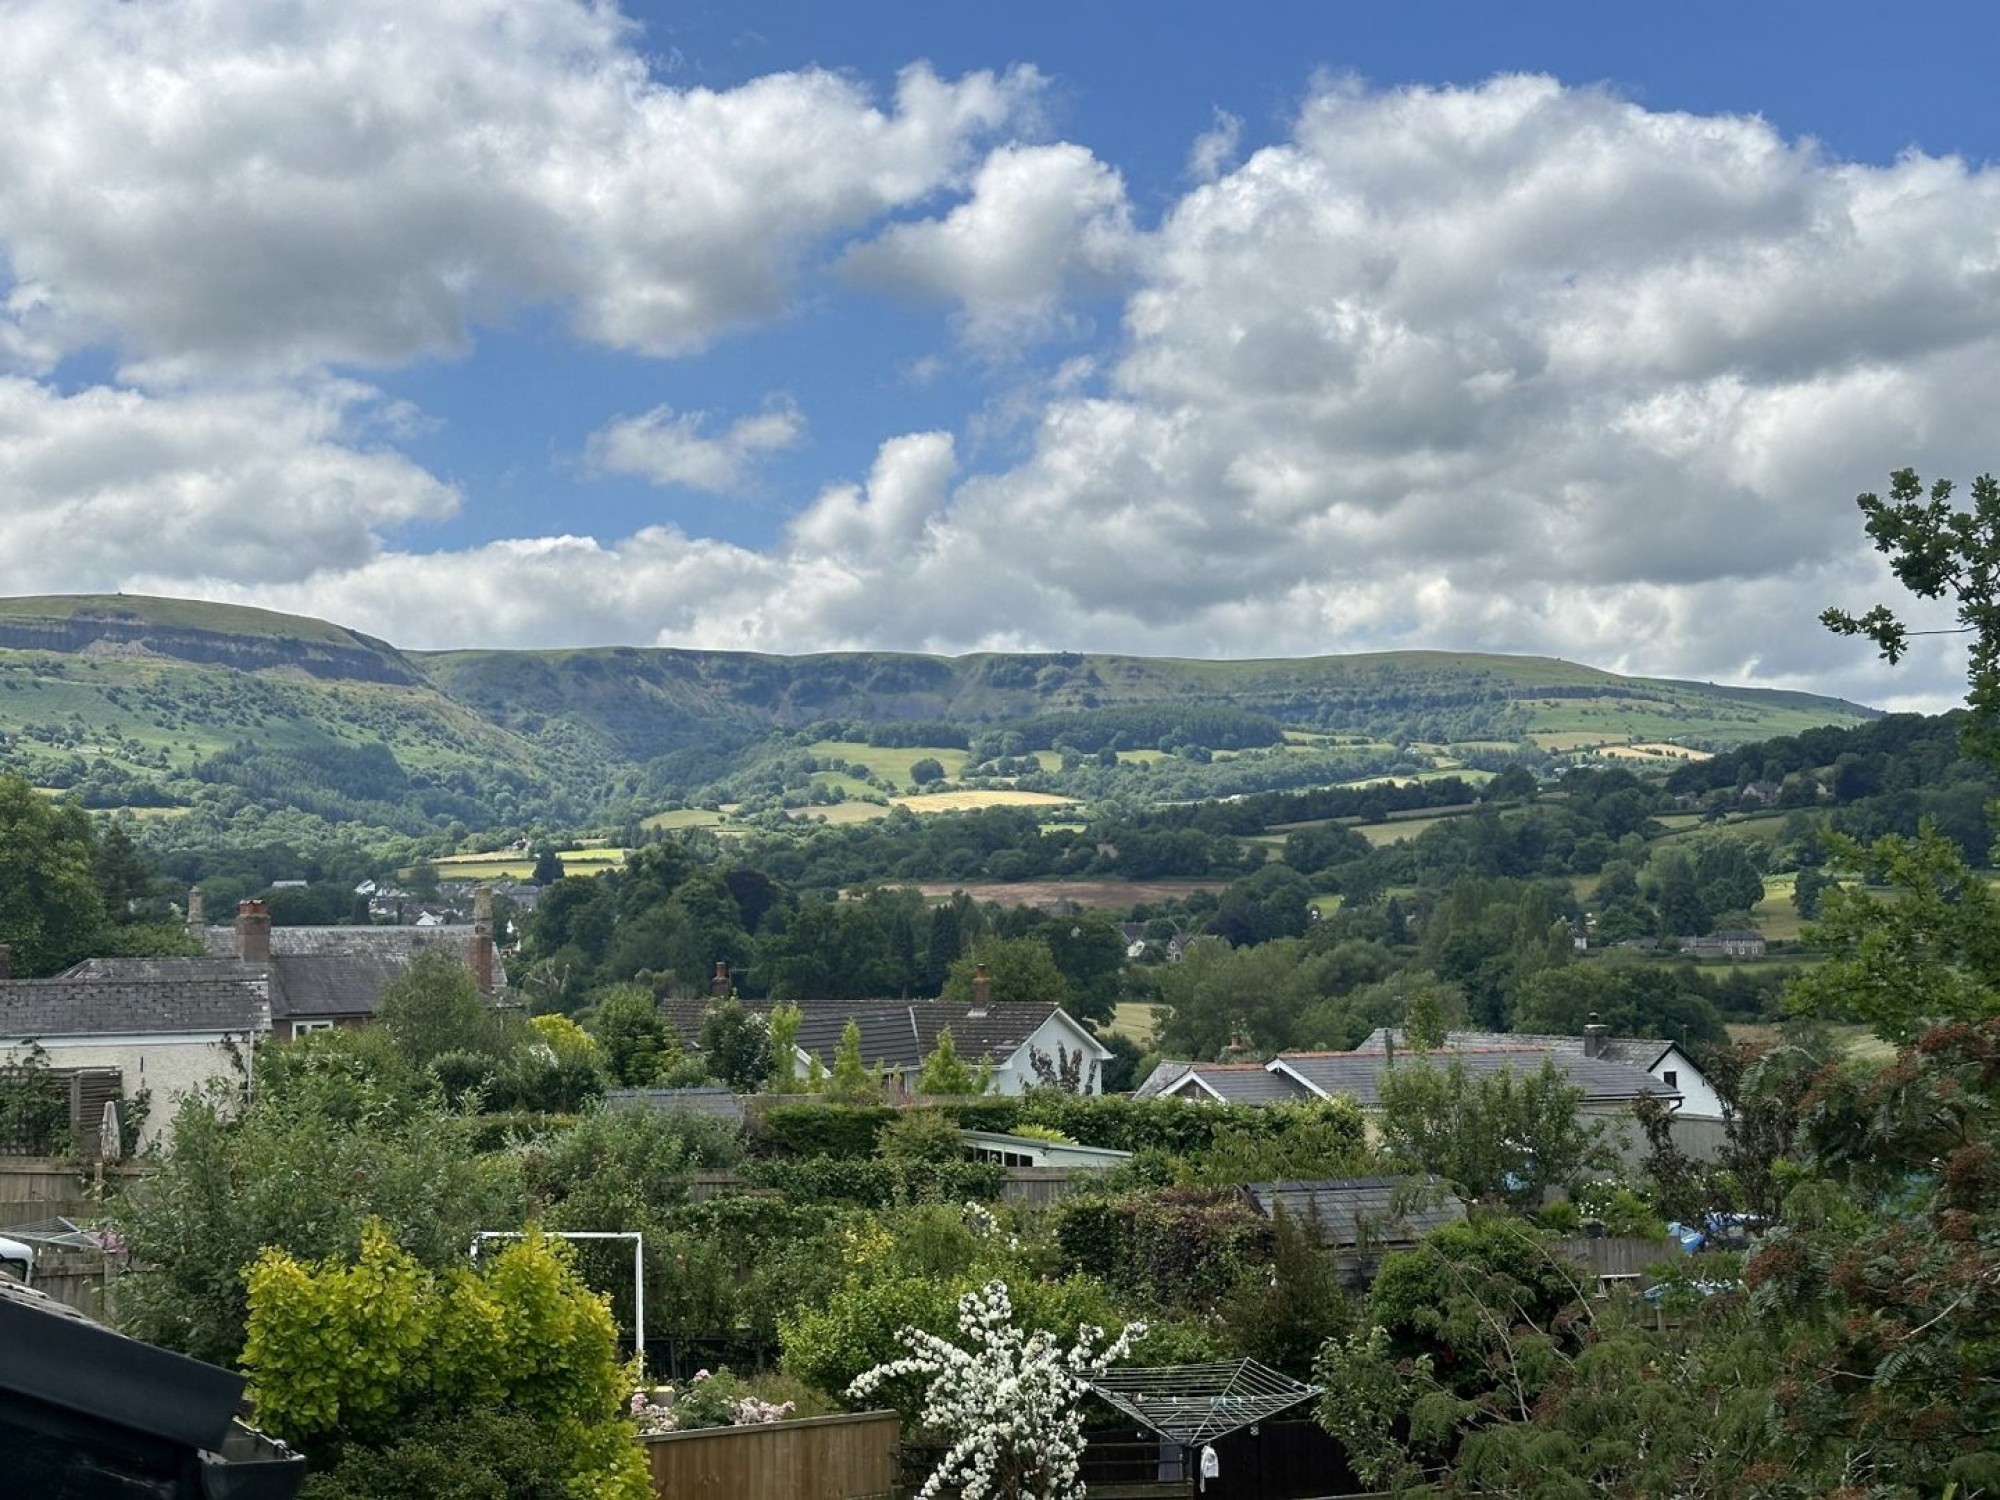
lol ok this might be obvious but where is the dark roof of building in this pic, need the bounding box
[1135,1061,1314,1105]
[1272,1048,1675,1107]
[1245,1177,1467,1250]
[0,969,266,1037]
[661,998,1096,1072]
[1354,1027,1681,1073]
[268,954,409,1020]
[602,1086,748,1125]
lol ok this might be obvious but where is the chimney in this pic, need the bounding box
[1583,1012,1608,1059]
[710,961,731,998]
[969,964,990,1014]
[236,901,272,964]
[470,885,495,995]
[0,943,12,982]
[185,886,206,940]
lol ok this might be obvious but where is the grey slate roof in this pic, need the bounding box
[0,972,266,1037]
[199,923,477,960]
[1355,1027,1679,1072]
[1246,1177,1466,1250]
[268,954,409,1020]
[1135,1061,1313,1105]
[1272,1048,1674,1108]
[661,999,1096,1072]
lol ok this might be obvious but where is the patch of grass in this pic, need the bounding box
[1108,1002,1160,1047]
[642,808,726,831]
[807,740,969,784]
[892,789,1079,813]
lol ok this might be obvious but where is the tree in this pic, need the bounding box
[0,774,106,975]
[242,1222,649,1497]
[589,983,673,1085]
[942,937,1072,1009]
[918,1027,981,1095]
[374,947,503,1068]
[829,1017,881,1103]
[699,996,771,1092]
[1822,467,2000,762]
[910,757,947,786]
[848,1279,1145,1500]
[1375,1056,1618,1205]
[529,841,566,885]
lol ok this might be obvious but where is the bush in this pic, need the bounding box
[756,1103,895,1159]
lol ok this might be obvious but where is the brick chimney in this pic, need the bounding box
[235,900,272,964]
[710,961,731,998]
[1582,1012,1608,1059]
[0,943,12,982]
[969,964,990,1014]
[185,886,205,940]
[470,885,495,995]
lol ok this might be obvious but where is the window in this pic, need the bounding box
[292,1020,335,1036]
[1662,1069,1678,1089]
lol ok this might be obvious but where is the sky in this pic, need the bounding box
[4,2,1999,711]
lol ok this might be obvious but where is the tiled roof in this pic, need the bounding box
[200,923,478,959]
[1273,1048,1674,1107]
[0,973,266,1037]
[1136,1061,1313,1105]
[661,999,1087,1072]
[1246,1177,1466,1249]
[1354,1027,1680,1073]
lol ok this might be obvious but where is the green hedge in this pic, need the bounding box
[756,1102,896,1159]
[743,1157,1005,1207]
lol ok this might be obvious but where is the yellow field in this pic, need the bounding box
[893,789,1078,813]
[1600,742,1712,762]
[432,847,628,881]
[1531,731,1629,751]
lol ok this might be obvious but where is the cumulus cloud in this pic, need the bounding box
[0,377,456,593]
[0,0,1038,379]
[586,398,805,493]
[8,63,2000,712]
[841,143,1137,344]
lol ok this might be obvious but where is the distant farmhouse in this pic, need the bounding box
[0,890,503,1147]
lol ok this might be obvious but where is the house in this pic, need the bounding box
[660,969,1110,1096]
[0,893,505,1146]
[1677,930,1767,960]
[1132,1060,1314,1106]
[960,1130,1133,1170]
[1354,1024,1725,1119]
[0,1275,304,1495]
[1266,1046,1676,1116]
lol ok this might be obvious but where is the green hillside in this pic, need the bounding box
[0,593,1880,843]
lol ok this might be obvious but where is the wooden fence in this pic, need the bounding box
[639,1409,899,1499]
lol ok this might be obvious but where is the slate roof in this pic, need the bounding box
[1271,1048,1674,1108]
[268,954,409,1020]
[199,923,476,959]
[0,971,266,1037]
[1135,1061,1313,1105]
[661,999,1100,1072]
[1355,1027,1681,1073]
[1245,1176,1466,1250]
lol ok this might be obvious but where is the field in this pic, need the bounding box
[807,741,971,783]
[1108,1001,1160,1046]
[893,789,1077,813]
[641,808,728,831]
[432,847,629,881]
[905,878,1231,909]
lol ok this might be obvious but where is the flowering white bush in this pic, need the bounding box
[848,1279,1146,1500]
[629,1369,796,1433]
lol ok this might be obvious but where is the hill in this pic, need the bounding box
[0,593,1879,845]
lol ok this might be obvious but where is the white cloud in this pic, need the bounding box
[0,0,1039,378]
[1187,109,1242,183]
[586,398,805,493]
[0,377,456,593]
[9,67,2000,714]
[841,143,1137,344]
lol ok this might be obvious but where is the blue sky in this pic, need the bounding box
[4,1,1997,710]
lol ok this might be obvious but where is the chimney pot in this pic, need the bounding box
[1582,1015,1609,1059]
[470,884,496,994]
[969,963,991,1012]
[710,961,732,997]
[236,900,272,964]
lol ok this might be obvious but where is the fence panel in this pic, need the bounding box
[640,1409,899,1500]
